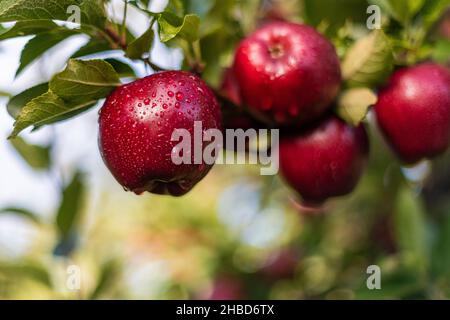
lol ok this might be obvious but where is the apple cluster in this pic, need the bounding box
[98,21,450,205]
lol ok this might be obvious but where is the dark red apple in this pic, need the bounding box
[204,275,245,300]
[220,68,242,107]
[99,71,222,196]
[259,248,299,280]
[375,63,450,164]
[279,116,369,204]
[233,21,341,125]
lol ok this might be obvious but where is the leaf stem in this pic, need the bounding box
[121,0,128,44]
[144,58,167,72]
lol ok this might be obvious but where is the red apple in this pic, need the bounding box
[279,116,369,204]
[375,63,450,164]
[202,275,245,300]
[259,248,299,280]
[233,21,341,125]
[98,71,222,196]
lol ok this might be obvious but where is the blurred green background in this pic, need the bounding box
[0,0,450,300]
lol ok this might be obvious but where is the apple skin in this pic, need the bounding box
[259,248,299,280]
[220,67,242,107]
[98,71,222,196]
[375,63,450,164]
[279,117,369,204]
[233,21,341,125]
[206,275,245,300]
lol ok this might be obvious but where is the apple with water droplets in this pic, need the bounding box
[99,71,222,196]
[233,21,341,125]
[375,63,450,164]
[279,116,369,205]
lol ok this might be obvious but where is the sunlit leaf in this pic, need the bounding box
[342,30,394,88]
[337,88,377,126]
[0,0,81,23]
[158,12,200,42]
[0,0,106,29]
[49,59,121,103]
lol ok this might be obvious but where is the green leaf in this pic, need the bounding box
[421,0,450,29]
[9,91,97,138]
[369,0,426,25]
[6,83,49,119]
[16,29,79,77]
[157,12,200,42]
[337,88,377,126]
[432,209,450,277]
[341,30,394,88]
[432,40,450,64]
[0,261,52,287]
[56,171,85,239]
[79,0,106,29]
[0,0,81,23]
[0,0,106,28]
[394,188,429,273]
[166,0,186,16]
[49,59,121,103]
[0,90,10,97]
[9,136,51,170]
[0,20,58,41]
[304,0,369,32]
[104,58,137,78]
[0,207,41,223]
[71,39,112,58]
[126,27,154,59]
[89,259,120,299]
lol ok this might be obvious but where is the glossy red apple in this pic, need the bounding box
[233,21,341,125]
[279,117,369,204]
[375,63,450,164]
[99,71,222,196]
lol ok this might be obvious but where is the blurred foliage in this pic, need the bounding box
[0,0,449,300]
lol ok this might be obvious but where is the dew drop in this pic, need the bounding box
[176,92,184,101]
[168,91,174,97]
